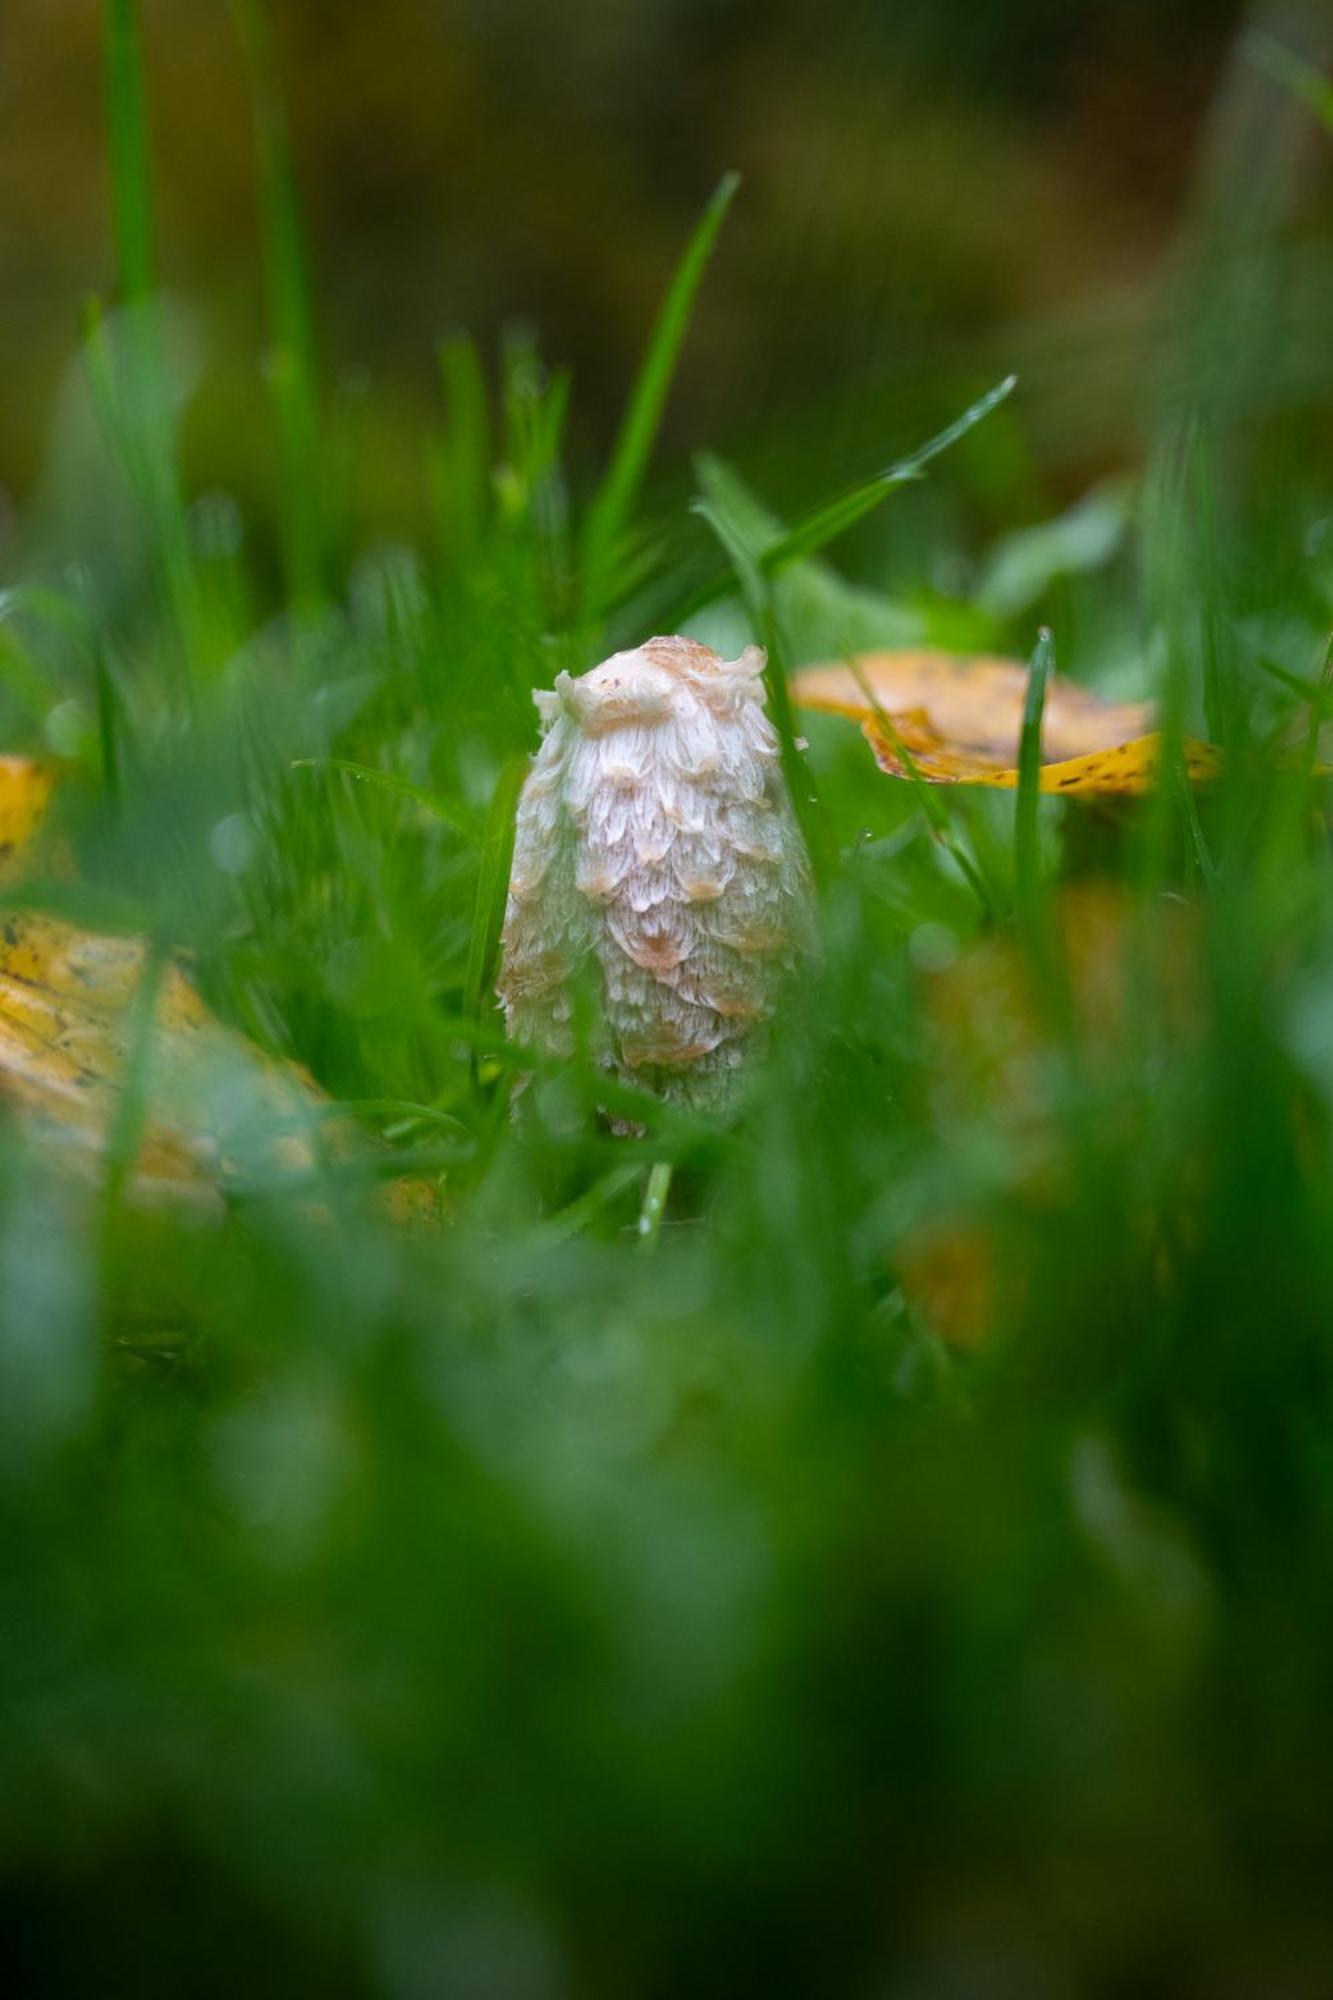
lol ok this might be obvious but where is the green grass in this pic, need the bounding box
[5,6,1333,1995]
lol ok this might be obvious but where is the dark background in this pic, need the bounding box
[0,0,1276,544]
[8,10,1333,1998]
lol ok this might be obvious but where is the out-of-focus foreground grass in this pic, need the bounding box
[5,3,1333,1996]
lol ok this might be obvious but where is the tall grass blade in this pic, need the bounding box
[0,587,95,726]
[670,374,1017,625]
[637,1161,673,1249]
[579,172,740,631]
[1302,638,1333,792]
[768,373,1019,571]
[692,488,833,884]
[843,653,994,916]
[1014,626,1053,926]
[1247,33,1333,134]
[94,646,122,801]
[291,758,478,839]
[464,756,526,1032]
[232,0,324,612]
[100,931,170,1218]
[104,0,156,306]
[82,284,202,698]
[98,7,203,688]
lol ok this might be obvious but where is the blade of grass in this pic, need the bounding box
[104,0,156,307]
[323,1099,474,1141]
[1014,626,1054,927]
[764,374,1020,572]
[1301,637,1333,791]
[532,1163,644,1246]
[843,654,994,917]
[0,629,59,729]
[578,172,740,631]
[94,643,122,802]
[101,930,170,1217]
[1247,32,1333,134]
[668,375,1017,627]
[224,1144,475,1205]
[291,758,478,839]
[232,0,324,614]
[464,756,526,1033]
[428,1003,723,1150]
[0,579,126,787]
[1256,652,1333,708]
[692,491,833,883]
[82,296,201,699]
[0,588,94,726]
[637,1161,673,1249]
[94,0,205,690]
[1136,420,1202,900]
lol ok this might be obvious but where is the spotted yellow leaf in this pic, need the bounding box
[0,757,55,880]
[862,709,1220,794]
[0,911,439,1222]
[0,752,441,1218]
[793,649,1218,794]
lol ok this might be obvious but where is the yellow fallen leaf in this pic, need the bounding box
[895,1214,999,1355]
[795,650,1152,755]
[924,884,1200,1134]
[0,909,439,1221]
[862,710,1220,795]
[0,760,441,1218]
[0,1000,223,1212]
[0,757,55,881]
[0,743,444,1223]
[793,649,1218,794]
[0,913,317,1203]
[901,885,1201,1346]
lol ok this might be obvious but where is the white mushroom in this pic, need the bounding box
[498,636,812,1113]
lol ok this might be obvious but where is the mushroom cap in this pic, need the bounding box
[542,638,767,734]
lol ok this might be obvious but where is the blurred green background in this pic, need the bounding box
[6,4,1333,1998]
[0,0,1277,542]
